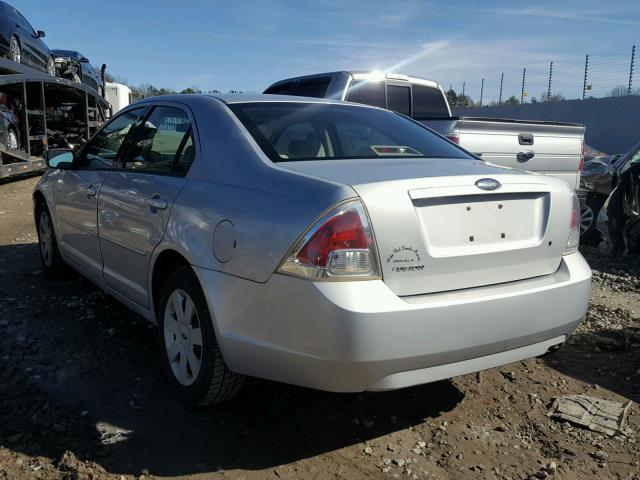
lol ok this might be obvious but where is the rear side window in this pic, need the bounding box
[264,82,295,95]
[412,84,449,118]
[296,77,331,98]
[345,80,385,108]
[120,106,194,175]
[229,102,471,163]
[386,85,411,116]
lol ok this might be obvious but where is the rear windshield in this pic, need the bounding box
[229,102,470,162]
[412,84,449,118]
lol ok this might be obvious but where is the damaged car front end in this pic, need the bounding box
[52,50,102,93]
[597,142,640,255]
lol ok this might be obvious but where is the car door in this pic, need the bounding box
[53,107,145,282]
[98,104,196,308]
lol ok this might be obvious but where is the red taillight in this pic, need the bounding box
[579,140,585,172]
[278,200,380,280]
[446,134,459,144]
[565,190,580,254]
[298,210,367,267]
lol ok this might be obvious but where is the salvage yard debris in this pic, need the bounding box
[547,394,633,436]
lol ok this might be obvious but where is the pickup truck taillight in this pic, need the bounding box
[564,190,580,255]
[278,200,381,281]
[578,139,585,172]
[446,134,459,144]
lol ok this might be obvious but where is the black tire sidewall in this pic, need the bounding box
[157,266,219,405]
[35,203,64,275]
[581,197,602,243]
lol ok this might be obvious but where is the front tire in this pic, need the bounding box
[47,56,56,76]
[36,203,65,276]
[158,266,244,405]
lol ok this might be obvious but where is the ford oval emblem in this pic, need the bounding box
[475,178,501,190]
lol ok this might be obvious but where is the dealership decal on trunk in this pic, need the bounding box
[386,245,425,272]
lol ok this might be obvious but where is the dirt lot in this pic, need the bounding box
[1,175,639,480]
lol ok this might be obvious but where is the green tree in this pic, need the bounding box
[504,96,520,106]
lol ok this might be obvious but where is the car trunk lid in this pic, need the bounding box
[280,158,572,296]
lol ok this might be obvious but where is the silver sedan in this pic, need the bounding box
[34,94,591,405]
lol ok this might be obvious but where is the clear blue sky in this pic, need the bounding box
[18,0,640,101]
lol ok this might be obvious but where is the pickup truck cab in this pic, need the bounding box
[265,71,586,190]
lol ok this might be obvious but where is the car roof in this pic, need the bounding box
[131,93,369,108]
[266,71,441,89]
[52,49,82,57]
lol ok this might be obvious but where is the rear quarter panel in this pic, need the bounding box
[156,96,354,284]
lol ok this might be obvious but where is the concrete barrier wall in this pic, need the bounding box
[455,95,640,155]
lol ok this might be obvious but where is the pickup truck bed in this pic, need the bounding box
[422,117,585,189]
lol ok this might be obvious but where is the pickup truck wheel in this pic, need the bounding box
[9,36,20,64]
[158,266,244,405]
[36,203,65,276]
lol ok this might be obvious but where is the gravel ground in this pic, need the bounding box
[0,175,638,480]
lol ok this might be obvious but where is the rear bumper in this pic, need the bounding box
[194,252,591,392]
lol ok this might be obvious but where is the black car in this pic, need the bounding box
[596,144,640,254]
[0,1,54,74]
[51,50,102,92]
[579,154,623,240]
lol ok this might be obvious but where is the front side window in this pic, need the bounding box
[17,12,36,35]
[119,106,193,175]
[229,102,471,163]
[76,108,143,169]
[345,80,385,108]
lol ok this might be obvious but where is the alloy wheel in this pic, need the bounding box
[6,130,18,150]
[9,37,20,64]
[163,289,203,386]
[580,203,594,235]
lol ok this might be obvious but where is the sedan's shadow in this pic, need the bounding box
[0,242,464,477]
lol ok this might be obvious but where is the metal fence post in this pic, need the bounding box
[547,61,553,100]
[629,45,636,95]
[499,73,504,104]
[582,54,589,100]
[521,68,526,104]
[479,78,484,106]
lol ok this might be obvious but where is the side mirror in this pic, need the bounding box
[36,30,46,38]
[80,57,90,63]
[46,149,74,169]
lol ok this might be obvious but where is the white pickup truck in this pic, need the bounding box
[265,71,586,191]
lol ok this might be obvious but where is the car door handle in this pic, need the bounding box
[146,196,168,210]
[517,150,535,162]
[86,186,97,197]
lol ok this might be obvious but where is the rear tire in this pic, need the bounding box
[35,202,65,276]
[158,266,244,405]
[9,36,20,64]
[580,197,602,244]
[5,127,18,150]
